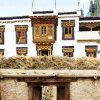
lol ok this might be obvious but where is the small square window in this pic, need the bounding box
[0,49,4,56]
[16,47,27,56]
[85,46,97,57]
[62,46,74,57]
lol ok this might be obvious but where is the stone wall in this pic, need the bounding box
[0,69,100,100]
[70,79,100,100]
[0,79,28,100]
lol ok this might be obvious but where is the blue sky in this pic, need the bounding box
[0,0,91,17]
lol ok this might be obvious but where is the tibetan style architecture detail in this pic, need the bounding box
[30,14,58,56]
[15,25,28,44]
[0,10,99,57]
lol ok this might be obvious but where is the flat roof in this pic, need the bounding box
[0,16,29,20]
[80,17,100,21]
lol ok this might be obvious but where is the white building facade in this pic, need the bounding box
[0,10,100,58]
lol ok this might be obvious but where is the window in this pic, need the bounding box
[62,46,74,57]
[36,44,53,56]
[17,31,27,44]
[16,47,27,56]
[85,46,97,57]
[64,52,73,57]
[15,25,28,44]
[79,22,100,31]
[42,26,46,34]
[0,49,4,56]
[0,26,5,44]
[62,20,75,40]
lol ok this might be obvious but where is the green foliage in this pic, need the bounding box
[96,39,100,44]
[0,56,100,70]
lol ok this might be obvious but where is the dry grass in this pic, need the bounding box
[0,56,100,70]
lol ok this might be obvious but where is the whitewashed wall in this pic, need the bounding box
[0,18,36,57]
[0,10,100,58]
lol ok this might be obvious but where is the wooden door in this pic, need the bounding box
[57,85,70,100]
[57,86,65,100]
[33,87,42,100]
[28,86,42,100]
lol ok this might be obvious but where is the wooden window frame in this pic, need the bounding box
[62,20,75,40]
[0,49,4,56]
[63,27,73,39]
[15,25,28,44]
[16,47,27,56]
[85,46,97,57]
[62,46,74,57]
[64,52,73,57]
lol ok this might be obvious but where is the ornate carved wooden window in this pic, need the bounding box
[34,24,55,43]
[15,25,28,44]
[85,46,97,57]
[0,49,4,56]
[62,46,74,57]
[16,47,27,56]
[0,26,5,44]
[62,20,75,40]
[37,44,53,56]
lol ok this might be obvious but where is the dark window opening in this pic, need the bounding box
[92,26,100,31]
[42,26,46,34]
[64,52,73,57]
[65,27,68,34]
[57,86,65,100]
[69,27,72,34]
[79,26,90,31]
[41,50,48,56]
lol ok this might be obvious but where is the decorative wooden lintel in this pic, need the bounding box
[17,77,77,84]
[15,25,28,31]
[30,16,58,26]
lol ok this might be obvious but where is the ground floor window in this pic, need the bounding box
[37,50,52,56]
[85,46,97,57]
[62,46,74,57]
[36,44,53,56]
[0,49,4,56]
[16,47,27,56]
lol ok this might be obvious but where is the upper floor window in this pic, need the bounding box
[79,22,100,31]
[15,25,28,44]
[42,26,46,34]
[0,26,5,44]
[16,47,27,56]
[62,46,74,57]
[33,24,55,43]
[0,49,4,56]
[62,20,75,40]
[85,46,97,57]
